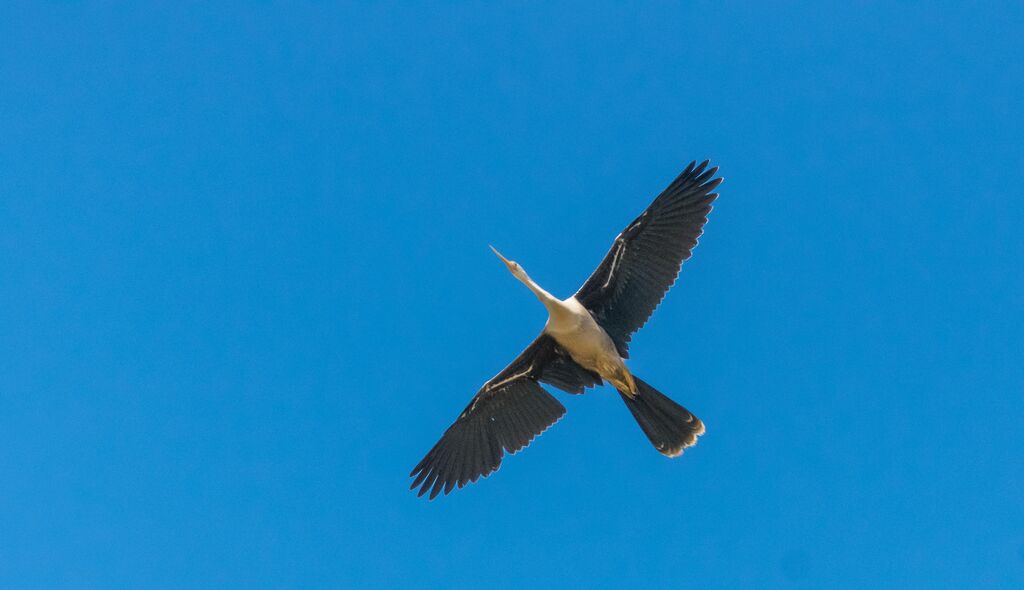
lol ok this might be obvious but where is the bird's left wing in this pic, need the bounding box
[410,334,598,499]
[574,160,722,357]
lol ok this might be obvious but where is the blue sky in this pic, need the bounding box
[2,2,1022,588]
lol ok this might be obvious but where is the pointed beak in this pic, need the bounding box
[489,245,515,270]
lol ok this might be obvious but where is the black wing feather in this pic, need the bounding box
[575,160,722,356]
[409,334,599,499]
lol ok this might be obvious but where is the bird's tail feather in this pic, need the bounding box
[618,376,704,457]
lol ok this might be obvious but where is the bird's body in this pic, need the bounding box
[489,251,636,394]
[411,160,723,499]
[541,296,636,396]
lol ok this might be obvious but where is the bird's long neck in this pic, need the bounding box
[515,271,562,315]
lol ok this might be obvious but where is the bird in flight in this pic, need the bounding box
[410,160,722,499]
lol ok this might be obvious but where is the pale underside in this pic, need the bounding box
[541,296,637,396]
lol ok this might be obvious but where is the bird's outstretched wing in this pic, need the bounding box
[409,335,600,499]
[574,160,722,357]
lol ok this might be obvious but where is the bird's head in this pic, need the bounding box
[489,245,527,281]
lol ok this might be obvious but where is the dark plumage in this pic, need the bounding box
[410,161,722,499]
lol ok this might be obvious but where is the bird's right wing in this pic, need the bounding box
[409,334,599,499]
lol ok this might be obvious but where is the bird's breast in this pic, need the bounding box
[544,299,625,377]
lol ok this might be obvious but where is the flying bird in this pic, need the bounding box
[410,160,722,499]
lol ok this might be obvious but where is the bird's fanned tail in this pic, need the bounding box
[618,376,704,457]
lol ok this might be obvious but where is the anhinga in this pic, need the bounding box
[410,160,722,499]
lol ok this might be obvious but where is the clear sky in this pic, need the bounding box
[2,2,1022,588]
